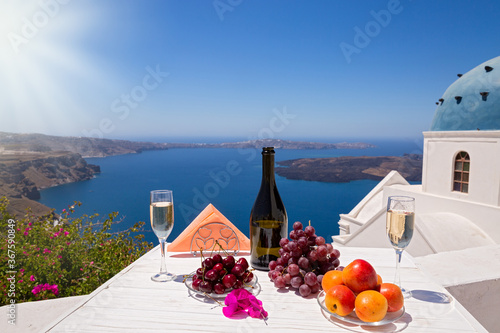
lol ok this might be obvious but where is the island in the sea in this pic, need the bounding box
[0,132,378,216]
[275,154,422,183]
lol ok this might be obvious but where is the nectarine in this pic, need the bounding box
[379,283,404,312]
[342,259,378,294]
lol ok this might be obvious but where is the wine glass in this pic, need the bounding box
[386,196,415,298]
[150,190,176,282]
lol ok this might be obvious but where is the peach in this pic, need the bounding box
[379,283,404,312]
[342,259,378,294]
[355,290,388,323]
[325,285,356,317]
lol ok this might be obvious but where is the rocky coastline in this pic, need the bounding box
[0,152,100,216]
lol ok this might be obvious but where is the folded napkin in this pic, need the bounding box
[167,204,250,252]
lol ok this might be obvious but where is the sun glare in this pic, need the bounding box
[0,1,110,135]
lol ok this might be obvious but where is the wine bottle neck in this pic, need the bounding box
[261,149,275,186]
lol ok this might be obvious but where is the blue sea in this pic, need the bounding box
[37,138,423,245]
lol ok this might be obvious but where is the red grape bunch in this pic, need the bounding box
[190,253,254,294]
[268,221,341,297]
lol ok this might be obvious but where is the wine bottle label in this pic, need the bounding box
[252,220,284,228]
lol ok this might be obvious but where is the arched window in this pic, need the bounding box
[453,151,470,193]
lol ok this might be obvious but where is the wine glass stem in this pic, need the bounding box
[394,248,403,289]
[159,238,167,274]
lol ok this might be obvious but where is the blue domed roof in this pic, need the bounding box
[430,56,500,131]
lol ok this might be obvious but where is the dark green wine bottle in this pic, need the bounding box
[250,147,288,271]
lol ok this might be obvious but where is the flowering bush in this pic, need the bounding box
[0,197,153,305]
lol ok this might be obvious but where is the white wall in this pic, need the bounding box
[422,130,500,206]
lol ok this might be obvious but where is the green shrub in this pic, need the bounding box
[1,197,153,305]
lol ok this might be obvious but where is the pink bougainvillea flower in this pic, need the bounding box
[64,231,69,236]
[32,285,42,295]
[222,289,268,320]
[43,249,51,254]
[32,283,59,296]
[20,269,24,273]
[30,275,35,282]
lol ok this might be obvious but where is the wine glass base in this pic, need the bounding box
[151,272,176,282]
[402,288,412,299]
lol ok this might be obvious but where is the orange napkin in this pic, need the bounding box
[168,204,250,252]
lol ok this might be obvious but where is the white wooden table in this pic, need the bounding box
[42,247,487,332]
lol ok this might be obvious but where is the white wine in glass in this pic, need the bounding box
[150,190,176,282]
[386,196,415,298]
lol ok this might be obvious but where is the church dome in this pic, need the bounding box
[430,56,500,131]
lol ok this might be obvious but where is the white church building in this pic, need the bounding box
[332,56,500,331]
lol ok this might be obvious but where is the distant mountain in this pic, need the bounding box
[276,154,423,183]
[0,133,375,157]
[0,132,169,158]
[207,139,375,150]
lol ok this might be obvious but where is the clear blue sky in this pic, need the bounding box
[1,0,499,142]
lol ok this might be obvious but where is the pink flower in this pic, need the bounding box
[24,232,29,236]
[222,289,267,320]
[32,284,59,296]
[30,275,35,282]
[62,209,66,212]
[28,222,32,226]
[57,255,62,259]
[20,269,24,273]
[64,231,69,236]
[43,249,51,254]
[32,285,43,295]
[90,261,94,265]
[18,280,23,283]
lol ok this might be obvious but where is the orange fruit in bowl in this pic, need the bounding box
[379,283,404,312]
[355,290,388,322]
[324,285,356,317]
[322,270,344,292]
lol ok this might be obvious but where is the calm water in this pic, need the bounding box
[37,138,423,245]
